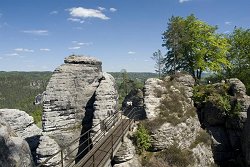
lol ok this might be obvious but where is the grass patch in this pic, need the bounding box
[158,143,194,167]
[190,130,211,149]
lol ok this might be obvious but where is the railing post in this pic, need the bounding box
[88,131,90,151]
[111,133,114,157]
[93,154,95,167]
[60,150,64,167]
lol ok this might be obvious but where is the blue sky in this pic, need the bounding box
[0,0,250,72]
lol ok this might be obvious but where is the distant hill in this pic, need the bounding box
[0,71,52,122]
[109,72,158,83]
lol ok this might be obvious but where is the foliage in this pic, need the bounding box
[109,71,156,109]
[158,143,194,167]
[0,71,51,124]
[225,27,250,95]
[193,84,241,118]
[134,124,151,154]
[162,14,231,81]
[151,49,164,78]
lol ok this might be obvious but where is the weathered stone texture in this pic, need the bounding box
[42,56,102,148]
[36,135,62,167]
[91,72,118,142]
[0,118,34,167]
[0,109,42,151]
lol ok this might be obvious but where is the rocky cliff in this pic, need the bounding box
[194,78,250,166]
[142,73,214,167]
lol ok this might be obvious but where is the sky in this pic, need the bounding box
[0,0,250,72]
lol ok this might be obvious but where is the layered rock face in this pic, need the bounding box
[0,118,34,167]
[36,135,62,166]
[143,73,214,167]
[42,55,102,148]
[39,55,119,165]
[91,72,118,142]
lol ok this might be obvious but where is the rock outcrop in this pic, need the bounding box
[196,78,250,166]
[42,55,102,156]
[91,72,118,142]
[143,73,214,166]
[0,118,34,167]
[40,55,119,165]
[0,109,42,151]
[143,78,165,119]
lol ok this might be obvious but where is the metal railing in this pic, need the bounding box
[37,107,139,167]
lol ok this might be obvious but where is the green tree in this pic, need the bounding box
[162,14,231,81]
[226,27,250,94]
[151,49,164,78]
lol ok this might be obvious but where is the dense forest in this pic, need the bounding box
[0,72,52,125]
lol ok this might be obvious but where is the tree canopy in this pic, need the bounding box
[162,14,231,81]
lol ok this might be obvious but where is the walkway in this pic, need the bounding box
[38,108,137,167]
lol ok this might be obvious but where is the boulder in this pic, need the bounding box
[228,78,246,97]
[0,109,42,151]
[113,137,136,163]
[0,118,34,167]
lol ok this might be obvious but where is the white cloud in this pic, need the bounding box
[144,59,149,62]
[128,51,136,55]
[68,46,81,50]
[77,42,92,46]
[5,53,19,57]
[223,30,230,34]
[22,30,48,35]
[225,21,232,25]
[72,41,92,46]
[50,11,58,15]
[0,57,3,59]
[40,48,50,51]
[68,7,109,20]
[179,0,192,3]
[98,7,106,11]
[14,48,34,52]
[110,8,117,12]
[67,18,85,24]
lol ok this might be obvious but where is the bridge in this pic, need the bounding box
[38,108,139,167]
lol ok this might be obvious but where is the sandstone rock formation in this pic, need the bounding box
[0,118,34,167]
[36,135,62,167]
[196,78,250,166]
[42,55,102,156]
[143,78,165,119]
[143,73,215,166]
[113,136,136,163]
[0,109,42,151]
[40,55,119,165]
[92,72,118,142]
